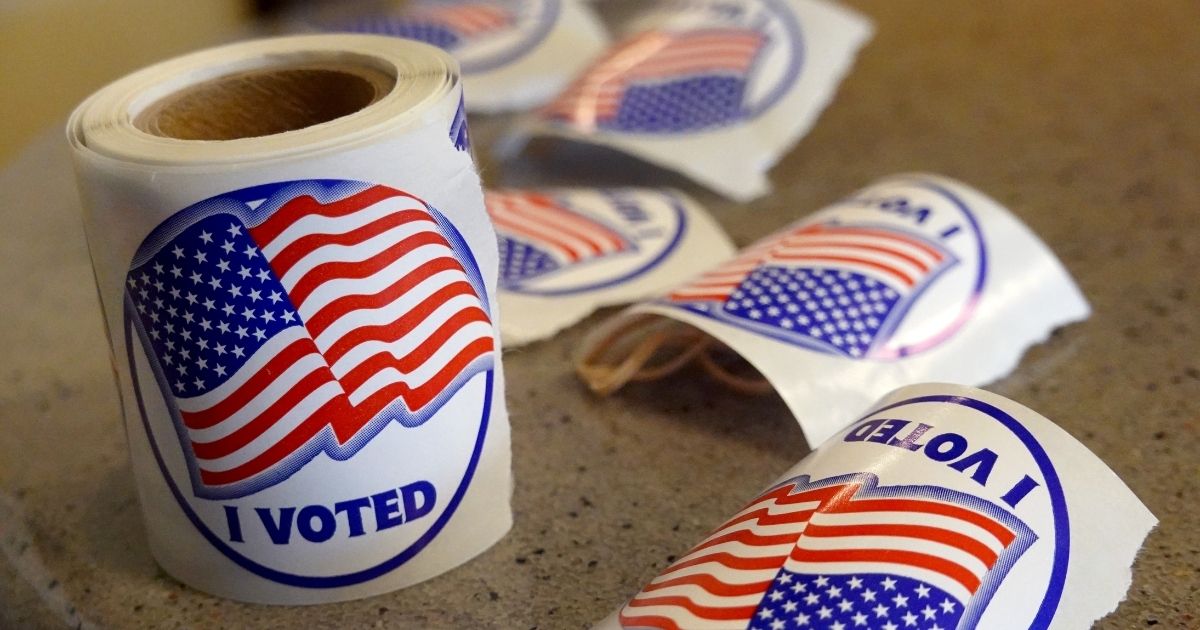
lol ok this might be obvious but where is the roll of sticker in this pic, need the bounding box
[578,174,1092,444]
[597,383,1156,630]
[303,0,610,114]
[487,187,736,346]
[68,34,511,604]
[504,0,874,201]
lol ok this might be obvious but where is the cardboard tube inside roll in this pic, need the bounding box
[135,63,396,141]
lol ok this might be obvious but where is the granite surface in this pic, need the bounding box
[2,1,1198,628]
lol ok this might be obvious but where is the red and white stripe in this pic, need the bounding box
[252,186,494,415]
[618,482,845,630]
[486,190,630,263]
[784,492,1018,604]
[670,222,950,302]
[544,28,764,125]
[408,3,511,36]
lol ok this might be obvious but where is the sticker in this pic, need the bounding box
[123,180,495,586]
[507,0,874,200]
[579,175,1091,444]
[318,0,610,113]
[486,188,736,346]
[597,384,1156,630]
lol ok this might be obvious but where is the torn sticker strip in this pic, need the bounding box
[504,0,873,200]
[577,174,1091,445]
[304,0,610,114]
[489,187,735,346]
[596,383,1156,630]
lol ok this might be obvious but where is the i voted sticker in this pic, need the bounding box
[596,384,1155,630]
[486,188,735,347]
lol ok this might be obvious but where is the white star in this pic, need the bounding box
[837,598,853,612]
[171,265,183,278]
[261,310,276,323]
[221,240,236,254]
[882,623,898,630]
[202,298,216,311]
[781,600,797,613]
[921,606,937,620]
[281,311,296,323]
[174,380,185,391]
[227,223,242,237]
[228,284,243,297]
[861,588,877,602]
[790,582,806,594]
[914,584,931,599]
[196,338,209,351]
[214,364,227,378]
[252,328,266,341]
[268,290,283,304]
[198,230,213,244]
[872,604,889,618]
[148,328,159,339]
[214,343,227,355]
[178,348,191,361]
[769,620,784,630]
[172,245,185,258]
[232,346,245,358]
[248,288,262,302]
[756,608,773,620]
[881,578,897,591]
[168,287,181,300]
[166,306,178,318]
[892,594,909,608]
[847,577,863,590]
[193,250,207,263]
[256,268,270,282]
[241,307,256,320]
[208,276,222,290]
[222,303,235,316]
[216,259,231,273]
[901,611,917,627]
[777,574,793,585]
[196,358,208,370]
[825,585,842,599]
[816,606,832,620]
[198,318,212,331]
[242,244,258,258]
[938,599,956,614]
[152,262,164,274]
[182,312,195,324]
[851,612,868,627]
[792,612,810,627]
[234,326,248,339]
[185,292,198,305]
[767,590,784,602]
[163,354,173,366]
[804,593,820,606]
[179,329,192,341]
[238,266,252,279]
[830,622,845,630]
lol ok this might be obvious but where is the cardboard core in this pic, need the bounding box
[135,64,396,141]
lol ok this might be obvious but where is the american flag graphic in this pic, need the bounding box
[668,223,956,358]
[126,184,495,499]
[486,190,633,286]
[346,2,514,51]
[619,475,1031,630]
[543,27,766,133]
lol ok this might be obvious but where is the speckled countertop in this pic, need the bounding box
[2,2,1198,628]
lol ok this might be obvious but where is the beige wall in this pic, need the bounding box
[0,0,250,165]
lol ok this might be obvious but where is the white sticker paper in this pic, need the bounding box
[581,174,1091,445]
[488,187,736,346]
[504,0,874,201]
[597,383,1156,630]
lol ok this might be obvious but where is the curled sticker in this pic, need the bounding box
[505,0,874,200]
[578,174,1091,445]
[595,383,1156,630]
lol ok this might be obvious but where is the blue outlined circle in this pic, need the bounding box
[502,193,689,297]
[123,179,496,588]
[855,394,1069,627]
